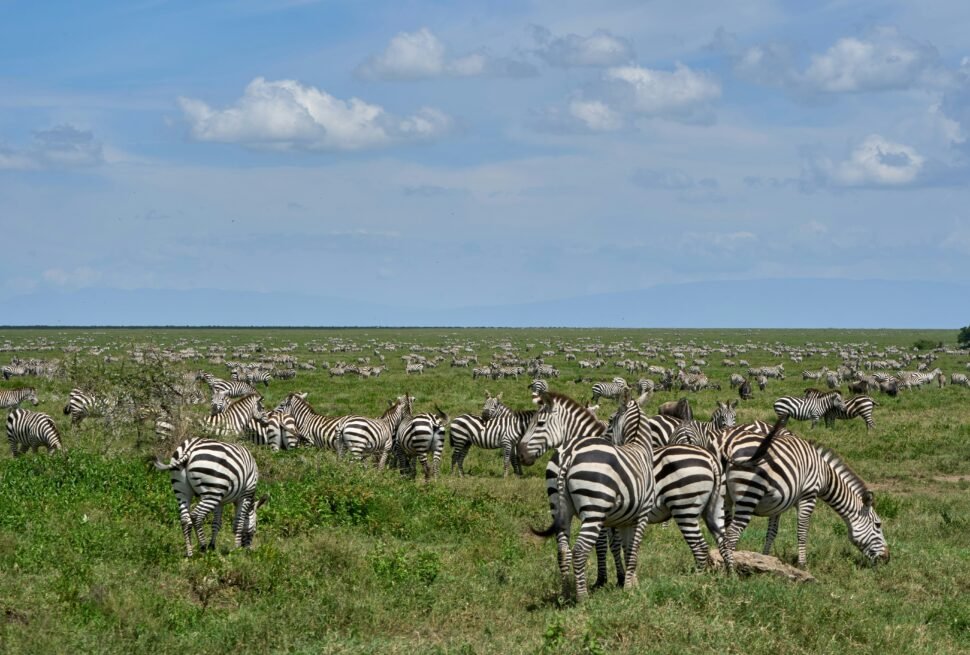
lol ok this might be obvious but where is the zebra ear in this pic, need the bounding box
[730,399,739,408]
[862,490,874,507]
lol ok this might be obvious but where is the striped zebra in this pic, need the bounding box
[479,393,539,477]
[395,408,447,481]
[529,379,549,395]
[448,413,487,476]
[274,392,346,450]
[822,395,878,432]
[245,409,301,451]
[0,387,39,409]
[405,363,424,375]
[199,393,265,438]
[950,373,970,388]
[671,400,738,451]
[529,391,656,601]
[232,368,271,387]
[339,395,413,469]
[718,421,890,571]
[7,408,63,456]
[196,371,258,399]
[898,368,942,390]
[63,388,110,426]
[1,364,28,380]
[154,437,269,557]
[636,378,655,395]
[729,373,745,388]
[591,377,628,402]
[773,391,844,428]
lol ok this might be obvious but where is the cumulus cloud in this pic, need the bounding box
[568,99,623,131]
[603,64,721,122]
[178,77,452,151]
[716,26,943,96]
[0,125,104,171]
[357,28,535,80]
[802,134,926,189]
[532,26,634,68]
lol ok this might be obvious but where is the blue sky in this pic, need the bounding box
[2,1,969,325]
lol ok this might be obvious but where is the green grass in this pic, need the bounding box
[0,327,968,654]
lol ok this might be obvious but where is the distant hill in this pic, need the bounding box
[4,278,967,328]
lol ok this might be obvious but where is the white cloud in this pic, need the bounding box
[533,26,634,68]
[604,64,721,120]
[357,28,535,80]
[0,125,104,171]
[568,99,623,131]
[178,77,451,151]
[805,134,926,188]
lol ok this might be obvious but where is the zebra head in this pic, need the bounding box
[517,394,560,467]
[241,493,270,548]
[711,400,738,429]
[481,391,503,420]
[26,388,39,405]
[210,392,229,416]
[848,491,890,565]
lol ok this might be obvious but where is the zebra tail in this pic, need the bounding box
[152,456,175,471]
[742,415,788,465]
[63,403,71,415]
[533,448,572,538]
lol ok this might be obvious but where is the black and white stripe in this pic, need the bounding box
[822,395,878,431]
[154,437,268,557]
[274,392,346,450]
[395,410,447,480]
[773,391,844,428]
[591,377,628,402]
[245,409,301,451]
[480,393,538,477]
[447,413,486,476]
[0,387,39,409]
[672,400,738,452]
[7,408,63,456]
[718,421,890,571]
[232,368,272,387]
[199,393,265,438]
[339,395,413,468]
[196,371,258,399]
[529,391,656,601]
[63,388,108,426]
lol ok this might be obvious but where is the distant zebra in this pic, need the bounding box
[245,409,301,451]
[591,377,628,402]
[951,373,970,388]
[757,374,768,391]
[479,393,538,477]
[63,388,109,426]
[339,395,413,468]
[529,379,549,395]
[822,395,878,432]
[529,391,655,601]
[7,408,62,456]
[274,392,346,450]
[405,363,424,375]
[396,409,448,481]
[729,373,745,389]
[1,365,28,380]
[898,368,942,390]
[636,378,655,395]
[199,393,265,438]
[154,437,268,557]
[232,368,271,387]
[773,391,844,428]
[196,371,258,399]
[739,378,753,400]
[0,387,39,409]
[672,400,738,451]
[718,421,889,571]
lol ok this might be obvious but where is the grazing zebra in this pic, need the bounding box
[739,378,753,400]
[395,408,448,481]
[718,422,889,571]
[757,374,768,391]
[529,391,656,601]
[63,388,109,426]
[591,377,628,403]
[822,395,878,432]
[671,400,738,451]
[729,373,745,388]
[448,413,486,476]
[196,371,258,399]
[232,368,271,387]
[475,392,539,477]
[1,365,28,380]
[0,387,39,409]
[7,408,63,456]
[274,392,346,450]
[339,395,413,469]
[245,409,301,451]
[951,373,970,388]
[898,368,942,390]
[405,363,424,375]
[154,437,269,557]
[773,391,844,428]
[199,393,265,438]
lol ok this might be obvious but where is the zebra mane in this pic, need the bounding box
[542,391,599,422]
[811,442,870,500]
[228,392,262,407]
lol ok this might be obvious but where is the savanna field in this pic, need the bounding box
[1,327,969,655]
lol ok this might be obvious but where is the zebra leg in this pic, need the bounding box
[209,504,224,551]
[673,514,711,571]
[619,518,648,590]
[178,500,195,557]
[452,445,469,477]
[571,520,601,602]
[190,497,220,552]
[511,447,523,476]
[763,515,780,555]
[432,452,441,479]
[720,505,756,574]
[592,529,609,590]
[609,528,625,588]
[795,496,819,568]
[232,497,252,548]
[418,454,431,482]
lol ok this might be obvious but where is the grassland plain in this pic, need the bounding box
[0,327,968,655]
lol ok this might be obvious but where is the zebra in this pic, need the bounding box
[529,390,656,601]
[1,364,28,380]
[274,392,346,450]
[7,408,63,456]
[196,371,258,399]
[481,392,543,476]
[658,398,693,421]
[898,368,942,390]
[198,393,265,438]
[245,409,302,451]
[950,373,970,388]
[636,378,655,396]
[739,378,753,400]
[395,408,448,481]
[729,373,745,389]
[154,437,269,557]
[405,363,424,375]
[822,395,878,432]
[773,391,844,428]
[0,387,39,409]
[757,374,768,391]
[591,377,628,403]
[232,368,271,387]
[448,413,487,476]
[718,421,889,571]
[671,400,738,451]
[339,395,413,469]
[63,388,109,426]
